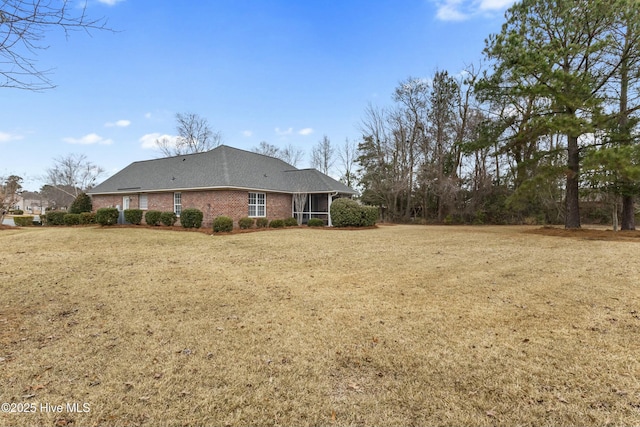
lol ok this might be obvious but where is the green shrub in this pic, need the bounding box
[330,198,378,227]
[160,211,177,226]
[69,192,92,214]
[145,210,162,226]
[124,209,143,225]
[213,216,233,232]
[11,209,24,215]
[238,217,254,229]
[269,219,285,228]
[255,218,269,228]
[361,205,378,226]
[307,218,324,227]
[96,207,119,226]
[63,213,81,226]
[79,212,96,224]
[180,208,203,228]
[45,211,67,226]
[13,215,34,226]
[284,217,298,227]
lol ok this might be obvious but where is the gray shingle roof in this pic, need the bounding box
[88,145,357,195]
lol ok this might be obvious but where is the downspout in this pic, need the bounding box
[328,192,338,227]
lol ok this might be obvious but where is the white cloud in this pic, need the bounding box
[479,0,516,10]
[144,112,152,119]
[97,0,125,5]
[298,128,314,136]
[0,131,23,143]
[242,130,253,137]
[105,119,131,128]
[431,0,516,21]
[139,132,178,149]
[63,133,113,145]
[275,127,293,136]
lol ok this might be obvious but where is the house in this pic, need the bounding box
[15,191,49,214]
[87,145,357,227]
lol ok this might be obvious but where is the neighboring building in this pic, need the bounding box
[14,191,49,214]
[88,145,357,227]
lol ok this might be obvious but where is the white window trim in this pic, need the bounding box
[248,192,266,217]
[174,192,182,216]
[139,194,148,210]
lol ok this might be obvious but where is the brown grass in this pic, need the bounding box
[1,225,640,426]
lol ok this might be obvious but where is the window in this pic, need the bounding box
[248,192,265,217]
[139,194,148,210]
[174,192,182,216]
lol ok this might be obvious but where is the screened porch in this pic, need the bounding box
[292,193,333,225]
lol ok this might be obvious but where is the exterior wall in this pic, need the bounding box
[91,190,294,228]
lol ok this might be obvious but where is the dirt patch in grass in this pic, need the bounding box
[1,225,639,426]
[528,226,640,242]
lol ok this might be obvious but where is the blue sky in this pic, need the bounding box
[1,0,516,191]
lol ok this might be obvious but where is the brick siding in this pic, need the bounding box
[91,190,293,228]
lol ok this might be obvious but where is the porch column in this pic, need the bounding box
[327,193,333,227]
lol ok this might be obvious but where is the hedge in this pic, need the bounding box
[45,211,66,226]
[255,218,269,228]
[330,198,378,227]
[269,219,285,228]
[213,216,233,232]
[96,208,119,226]
[307,218,324,227]
[160,211,177,226]
[145,210,162,226]
[13,215,34,226]
[79,212,96,224]
[63,213,81,226]
[180,208,203,228]
[284,217,298,227]
[124,209,143,225]
[238,217,254,229]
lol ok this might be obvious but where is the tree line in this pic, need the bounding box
[356,0,640,229]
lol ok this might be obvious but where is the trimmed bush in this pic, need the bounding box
[45,211,67,226]
[13,215,34,226]
[269,219,285,228]
[11,209,24,215]
[63,213,81,226]
[255,218,269,228]
[124,209,143,225]
[213,216,233,232]
[96,208,119,226]
[238,217,254,229]
[307,218,324,227]
[69,192,92,214]
[145,210,162,226]
[330,198,378,227]
[180,208,203,228]
[284,217,298,227]
[79,212,96,224]
[160,211,178,226]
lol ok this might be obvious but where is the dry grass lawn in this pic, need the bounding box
[1,224,639,426]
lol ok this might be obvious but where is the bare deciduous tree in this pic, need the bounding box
[311,135,334,175]
[337,137,357,188]
[156,113,221,156]
[252,141,303,166]
[1,174,23,222]
[252,141,281,158]
[1,0,111,91]
[280,144,304,167]
[45,154,104,205]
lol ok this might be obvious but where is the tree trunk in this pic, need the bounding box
[621,195,636,230]
[565,135,581,229]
